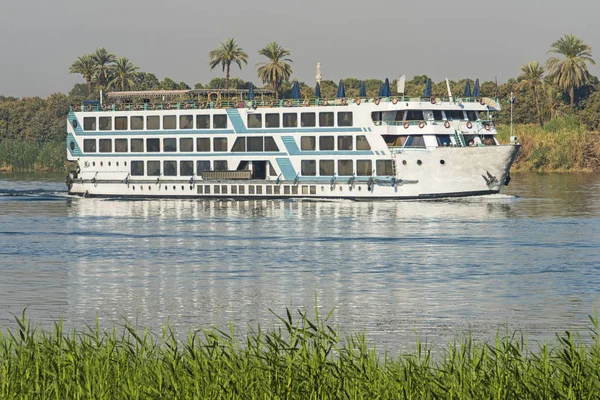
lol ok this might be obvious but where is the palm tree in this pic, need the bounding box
[108,57,139,91]
[516,61,546,127]
[546,34,596,108]
[69,54,96,96]
[257,42,293,98]
[208,38,248,89]
[92,47,116,89]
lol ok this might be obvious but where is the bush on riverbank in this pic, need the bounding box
[1,310,599,399]
[0,140,65,172]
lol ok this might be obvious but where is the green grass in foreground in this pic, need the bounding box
[0,140,66,172]
[1,309,599,399]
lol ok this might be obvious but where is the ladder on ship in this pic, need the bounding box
[453,126,466,147]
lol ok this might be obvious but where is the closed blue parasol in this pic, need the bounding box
[291,81,301,99]
[378,83,384,97]
[359,81,366,97]
[315,82,321,98]
[383,78,391,97]
[463,79,472,97]
[423,78,432,97]
[248,82,255,100]
[473,79,480,98]
[336,79,346,98]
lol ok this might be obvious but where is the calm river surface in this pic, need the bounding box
[1,172,599,350]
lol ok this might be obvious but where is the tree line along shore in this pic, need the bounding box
[1,34,599,173]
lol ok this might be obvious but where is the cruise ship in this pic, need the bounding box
[65,85,520,199]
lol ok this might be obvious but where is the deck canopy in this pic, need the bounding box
[106,88,275,100]
[106,90,190,99]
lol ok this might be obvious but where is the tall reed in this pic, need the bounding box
[0,140,66,172]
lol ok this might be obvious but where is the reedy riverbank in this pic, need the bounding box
[1,309,599,399]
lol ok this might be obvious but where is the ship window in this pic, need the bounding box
[163,115,176,130]
[436,135,452,146]
[405,136,426,148]
[147,161,160,176]
[338,159,353,175]
[356,160,372,176]
[319,160,334,176]
[265,137,278,152]
[214,160,228,171]
[180,138,193,152]
[301,160,316,176]
[433,110,443,121]
[383,135,407,147]
[213,137,227,152]
[222,185,228,194]
[319,136,334,150]
[204,185,210,194]
[247,113,262,128]
[231,185,238,194]
[445,110,464,120]
[283,113,297,127]
[301,136,316,151]
[265,113,280,128]
[197,138,210,152]
[482,135,497,146]
[256,186,262,195]
[180,115,193,129]
[146,138,160,152]
[180,161,193,176]
[466,111,478,121]
[269,161,277,175]
[232,137,245,152]
[319,112,334,127]
[238,185,245,194]
[197,115,210,129]
[115,116,128,130]
[338,112,353,127]
[406,110,423,121]
[356,135,371,150]
[338,136,353,151]
[213,114,228,128]
[249,185,255,194]
[131,116,144,130]
[302,185,308,195]
[301,112,316,127]
[247,137,263,152]
[83,139,96,153]
[115,139,128,153]
[163,160,177,176]
[197,160,210,173]
[99,117,112,130]
[376,160,394,176]
[266,186,272,194]
[274,185,280,195]
[99,139,112,153]
[147,116,160,130]
[164,138,177,152]
[214,185,220,194]
[83,117,96,131]
[131,138,144,152]
[131,161,144,176]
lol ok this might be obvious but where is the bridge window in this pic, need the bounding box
[265,113,280,128]
[466,111,478,121]
[356,160,372,176]
[163,161,177,176]
[147,116,159,130]
[131,116,143,130]
[164,138,177,152]
[319,160,334,176]
[319,112,334,127]
[301,160,316,176]
[197,160,210,173]
[180,115,193,129]
[436,135,452,146]
[356,135,371,150]
[115,139,128,153]
[265,137,278,151]
[338,160,353,175]
[319,136,334,151]
[213,137,228,151]
[83,139,96,153]
[247,137,263,152]
[146,138,160,152]
[163,115,176,130]
[376,160,393,176]
[131,161,144,176]
[213,114,228,129]
[247,113,262,128]
[301,136,316,151]
[180,161,193,176]
[197,115,210,129]
[115,117,128,131]
[83,117,96,131]
[433,110,443,120]
[406,111,423,121]
[147,161,160,176]
[301,112,315,127]
[445,110,464,120]
[214,160,228,171]
[283,113,297,127]
[180,138,193,152]
[338,136,353,151]
[338,112,353,127]
[197,138,210,152]
[405,136,426,148]
[99,117,112,131]
[130,139,144,152]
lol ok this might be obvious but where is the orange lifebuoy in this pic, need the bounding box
[215,102,222,109]
[341,98,348,105]
[444,120,451,129]
[466,121,473,129]
[118,104,123,111]
[73,105,80,112]
[391,97,399,104]
[484,124,491,131]
[479,98,485,105]
[418,121,425,129]
[133,104,139,111]
[431,98,436,104]
[199,102,206,109]
[374,98,380,105]
[151,104,156,110]
[403,121,410,129]
[285,100,292,107]
[166,103,171,110]
[303,99,310,106]
[322,98,328,106]
[184,103,190,109]
[355,97,361,105]
[102,104,109,111]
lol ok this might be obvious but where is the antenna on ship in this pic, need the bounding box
[445,78,453,102]
[316,62,322,84]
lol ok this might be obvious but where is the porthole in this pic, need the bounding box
[339,186,343,192]
[84,161,90,168]
[148,186,151,191]
[72,119,78,129]
[349,186,353,191]
[417,160,422,166]
[402,160,407,165]
[440,159,445,165]
[69,141,75,151]
[330,186,334,191]
[100,162,103,167]
[173,185,176,190]
[92,162,96,167]
[116,162,119,166]
[321,186,324,191]
[124,161,128,166]
[133,185,136,190]
[108,162,111,167]
[181,185,184,191]
[358,186,362,191]
[165,186,168,190]
[189,186,193,190]
[140,186,143,190]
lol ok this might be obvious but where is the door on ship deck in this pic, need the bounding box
[252,161,267,179]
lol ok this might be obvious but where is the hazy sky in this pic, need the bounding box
[1,0,599,97]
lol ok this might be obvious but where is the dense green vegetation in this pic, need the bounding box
[1,309,599,399]
[0,34,599,172]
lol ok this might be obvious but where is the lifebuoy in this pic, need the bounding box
[431,98,436,104]
[200,102,206,109]
[466,121,473,129]
[484,124,491,131]
[322,98,328,106]
[303,99,310,106]
[133,104,139,111]
[102,104,109,111]
[403,121,410,129]
[479,98,485,105]
[74,105,80,112]
[285,100,292,107]
[118,104,123,111]
[151,104,156,110]
[374,98,380,105]
[87,105,92,112]
[468,140,475,146]
[444,120,451,129]
[418,121,425,129]
[216,102,222,109]
[355,97,361,105]
[166,103,171,110]
[184,103,190,109]
[391,97,399,104]
[341,98,348,105]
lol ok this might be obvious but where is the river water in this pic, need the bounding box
[0,172,599,350]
